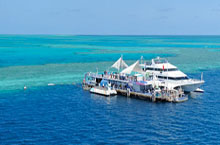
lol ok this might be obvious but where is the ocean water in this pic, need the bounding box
[0,35,220,144]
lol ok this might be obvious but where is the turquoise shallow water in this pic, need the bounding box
[0,35,220,91]
[0,35,220,144]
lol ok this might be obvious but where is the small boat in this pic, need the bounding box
[194,88,204,93]
[90,86,111,96]
[90,86,117,96]
[160,87,188,103]
[173,94,188,103]
[172,89,188,103]
[48,83,55,86]
[90,80,117,96]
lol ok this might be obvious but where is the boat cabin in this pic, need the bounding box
[132,81,153,93]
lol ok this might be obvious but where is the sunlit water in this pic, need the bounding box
[0,35,220,144]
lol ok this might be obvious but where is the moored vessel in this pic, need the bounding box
[82,56,191,103]
[140,57,204,92]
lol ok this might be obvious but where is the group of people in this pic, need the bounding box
[102,71,140,82]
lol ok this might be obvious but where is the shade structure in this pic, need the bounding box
[121,60,143,74]
[111,56,128,71]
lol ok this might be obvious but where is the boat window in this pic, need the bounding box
[154,58,167,64]
[167,68,178,71]
[157,76,188,80]
[145,67,178,71]
[145,62,152,65]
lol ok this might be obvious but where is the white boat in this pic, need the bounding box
[90,86,110,96]
[48,83,55,86]
[172,89,188,103]
[160,88,188,103]
[90,80,117,96]
[140,57,204,92]
[194,88,204,93]
[173,95,188,103]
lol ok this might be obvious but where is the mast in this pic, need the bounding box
[111,55,128,72]
[166,59,168,91]
[120,54,123,71]
[201,72,203,81]
[140,56,143,65]
[167,61,168,81]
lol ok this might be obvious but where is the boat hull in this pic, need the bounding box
[90,87,117,96]
[180,82,204,92]
[90,87,110,96]
[173,96,188,103]
[194,88,204,93]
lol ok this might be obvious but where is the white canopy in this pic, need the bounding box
[121,60,143,74]
[111,56,128,71]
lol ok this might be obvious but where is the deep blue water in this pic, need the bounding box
[0,71,220,144]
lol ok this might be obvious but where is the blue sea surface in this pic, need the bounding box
[0,35,220,144]
[1,71,220,144]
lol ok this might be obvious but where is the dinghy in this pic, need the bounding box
[90,80,117,96]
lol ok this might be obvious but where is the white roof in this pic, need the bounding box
[151,63,177,69]
[159,71,187,77]
[121,60,143,74]
[111,57,128,70]
[140,62,177,69]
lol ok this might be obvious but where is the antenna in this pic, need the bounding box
[120,54,123,71]
[167,63,168,81]
[140,56,143,64]
[201,72,203,81]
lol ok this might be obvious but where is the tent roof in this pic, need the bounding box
[111,57,128,70]
[121,60,143,74]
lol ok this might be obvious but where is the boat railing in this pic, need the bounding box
[189,78,204,82]
[179,78,203,84]
[87,72,137,82]
[164,78,203,85]
[145,61,152,65]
